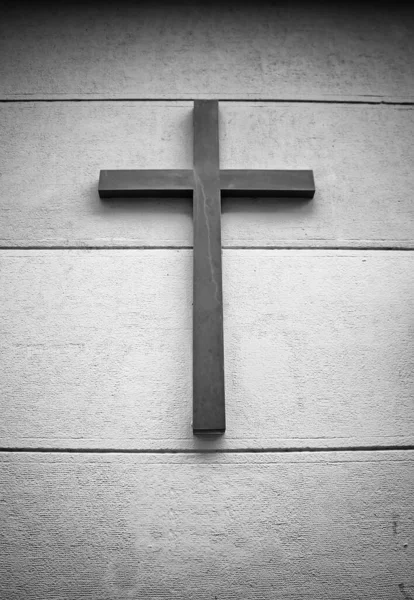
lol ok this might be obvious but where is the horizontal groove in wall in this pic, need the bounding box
[1,246,414,251]
[1,446,414,455]
[0,98,413,107]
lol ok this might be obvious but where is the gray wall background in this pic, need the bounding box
[1,2,413,598]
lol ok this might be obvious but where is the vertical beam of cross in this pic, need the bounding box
[192,101,225,435]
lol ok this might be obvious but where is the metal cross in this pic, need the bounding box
[99,100,314,436]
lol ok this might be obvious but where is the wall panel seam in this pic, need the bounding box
[1,246,414,251]
[0,98,414,107]
[1,446,414,455]
[220,246,414,251]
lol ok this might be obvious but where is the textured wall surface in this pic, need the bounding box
[1,250,414,449]
[1,102,414,248]
[1,2,414,599]
[1,452,413,600]
[1,2,414,101]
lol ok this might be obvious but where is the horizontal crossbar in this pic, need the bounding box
[99,169,315,198]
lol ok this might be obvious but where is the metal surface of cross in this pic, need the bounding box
[99,100,315,436]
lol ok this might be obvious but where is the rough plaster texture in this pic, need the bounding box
[1,3,414,596]
[1,3,414,101]
[1,102,414,248]
[1,452,413,599]
[1,250,413,450]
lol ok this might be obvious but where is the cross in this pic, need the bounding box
[99,100,314,436]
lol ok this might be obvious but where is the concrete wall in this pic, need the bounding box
[1,3,413,598]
